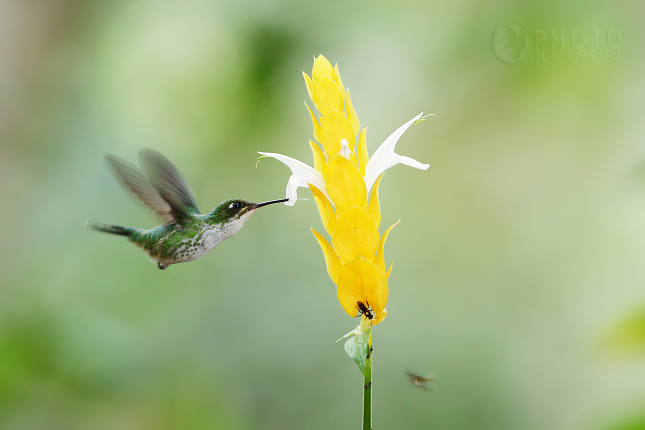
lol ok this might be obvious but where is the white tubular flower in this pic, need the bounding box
[363,112,430,195]
[257,152,329,206]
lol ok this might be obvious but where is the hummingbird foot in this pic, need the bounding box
[157,261,169,270]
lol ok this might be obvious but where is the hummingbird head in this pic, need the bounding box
[208,198,289,224]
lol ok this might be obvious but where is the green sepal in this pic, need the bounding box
[344,330,370,376]
[335,325,361,344]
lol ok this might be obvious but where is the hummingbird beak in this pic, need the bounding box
[250,198,289,209]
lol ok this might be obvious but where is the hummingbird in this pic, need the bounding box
[87,149,288,269]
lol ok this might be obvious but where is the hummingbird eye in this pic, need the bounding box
[229,202,244,209]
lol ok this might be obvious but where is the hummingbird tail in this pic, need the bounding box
[86,220,133,237]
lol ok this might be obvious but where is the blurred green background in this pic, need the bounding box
[2,0,645,429]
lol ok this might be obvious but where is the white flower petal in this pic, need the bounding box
[286,175,300,206]
[258,151,330,206]
[364,113,429,194]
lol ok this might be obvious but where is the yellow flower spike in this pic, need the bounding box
[314,76,344,117]
[376,220,400,273]
[309,183,337,236]
[259,57,431,343]
[309,140,327,177]
[337,257,388,317]
[326,155,367,210]
[357,128,369,177]
[367,174,384,229]
[321,109,355,155]
[312,228,341,284]
[303,72,315,103]
[332,206,380,262]
[346,90,361,136]
[312,55,335,86]
[306,103,322,143]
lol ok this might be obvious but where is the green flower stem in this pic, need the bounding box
[363,340,372,430]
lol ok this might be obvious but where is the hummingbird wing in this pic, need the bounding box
[138,149,201,223]
[106,154,177,224]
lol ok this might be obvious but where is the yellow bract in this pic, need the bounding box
[385,261,394,279]
[322,109,356,154]
[332,206,380,262]
[326,155,366,210]
[309,184,336,236]
[333,64,344,95]
[372,309,387,325]
[306,103,322,143]
[346,90,360,136]
[312,55,335,86]
[367,174,383,229]
[312,228,341,284]
[309,140,327,177]
[314,76,344,117]
[303,72,315,104]
[376,221,399,274]
[337,258,388,317]
[357,128,369,177]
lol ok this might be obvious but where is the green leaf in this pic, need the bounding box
[344,331,370,376]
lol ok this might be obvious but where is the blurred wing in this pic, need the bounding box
[138,149,200,222]
[106,154,175,224]
[405,371,433,389]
